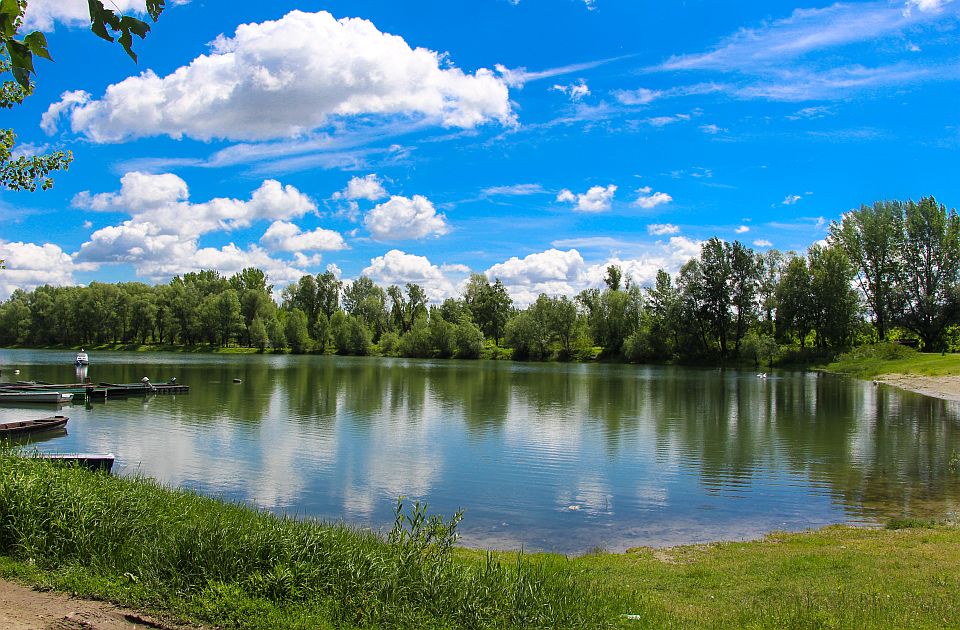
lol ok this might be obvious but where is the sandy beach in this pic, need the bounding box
[875,374,960,403]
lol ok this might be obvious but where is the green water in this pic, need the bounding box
[2,349,959,553]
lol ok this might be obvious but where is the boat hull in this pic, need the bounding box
[0,415,69,437]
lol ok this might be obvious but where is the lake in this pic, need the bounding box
[1,348,958,554]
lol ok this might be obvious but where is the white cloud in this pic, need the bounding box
[481,183,545,197]
[73,173,317,284]
[483,238,703,305]
[44,10,514,142]
[23,0,188,30]
[643,113,692,127]
[904,0,954,15]
[494,55,626,88]
[782,194,803,205]
[634,187,673,209]
[556,185,617,212]
[655,3,955,102]
[612,87,662,105]
[332,174,388,202]
[735,225,750,234]
[260,221,347,252]
[754,239,774,247]
[648,223,680,236]
[362,249,464,301]
[364,195,450,241]
[699,123,726,134]
[0,241,78,299]
[551,80,591,102]
[786,105,836,120]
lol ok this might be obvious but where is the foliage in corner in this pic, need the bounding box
[0,0,164,192]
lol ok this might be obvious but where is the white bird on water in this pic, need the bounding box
[757,372,767,379]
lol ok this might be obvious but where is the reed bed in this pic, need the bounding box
[0,452,626,628]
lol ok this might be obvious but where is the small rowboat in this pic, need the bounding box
[0,391,73,404]
[0,415,68,437]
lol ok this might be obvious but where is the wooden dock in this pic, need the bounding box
[0,381,189,401]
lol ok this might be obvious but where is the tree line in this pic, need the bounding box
[1,196,957,364]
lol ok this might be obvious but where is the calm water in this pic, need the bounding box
[1,348,959,554]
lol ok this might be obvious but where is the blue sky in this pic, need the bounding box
[1,0,958,303]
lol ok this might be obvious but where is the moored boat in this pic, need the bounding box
[75,349,89,366]
[0,415,68,437]
[0,390,73,403]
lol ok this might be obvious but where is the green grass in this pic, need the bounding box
[824,342,960,378]
[3,453,960,628]
[0,452,624,629]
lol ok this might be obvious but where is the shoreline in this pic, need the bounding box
[874,373,960,402]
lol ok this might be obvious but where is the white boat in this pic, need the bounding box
[0,391,73,404]
[75,350,89,366]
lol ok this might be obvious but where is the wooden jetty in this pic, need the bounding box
[36,453,115,473]
[0,381,188,400]
[0,415,68,437]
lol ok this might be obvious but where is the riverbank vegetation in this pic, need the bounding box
[2,454,960,629]
[1,196,958,367]
[0,452,625,629]
[825,341,960,378]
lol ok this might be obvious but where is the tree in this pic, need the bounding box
[0,1,164,191]
[808,244,860,349]
[284,308,311,354]
[603,265,622,291]
[464,275,512,345]
[894,196,960,350]
[728,241,760,356]
[249,316,268,352]
[829,201,902,341]
[315,271,342,318]
[775,254,814,347]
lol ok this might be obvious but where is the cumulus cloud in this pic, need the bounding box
[364,195,450,241]
[483,238,703,305]
[260,221,347,252]
[735,225,750,234]
[362,249,465,301]
[332,174,388,201]
[0,241,78,299]
[754,239,774,247]
[648,223,679,236]
[73,173,321,283]
[633,186,673,209]
[551,80,591,102]
[556,185,617,212]
[43,10,514,143]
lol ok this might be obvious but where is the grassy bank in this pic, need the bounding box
[825,343,960,379]
[0,452,624,629]
[3,454,960,628]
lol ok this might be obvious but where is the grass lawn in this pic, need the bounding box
[824,343,960,379]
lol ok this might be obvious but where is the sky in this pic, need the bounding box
[1,0,958,304]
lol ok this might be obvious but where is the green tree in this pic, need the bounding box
[894,196,960,350]
[830,201,902,340]
[809,244,860,349]
[775,254,814,348]
[464,274,512,345]
[284,308,311,354]
[249,316,268,352]
[315,271,342,318]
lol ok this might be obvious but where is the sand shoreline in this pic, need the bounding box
[874,374,960,402]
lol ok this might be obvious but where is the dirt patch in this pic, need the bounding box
[0,580,199,630]
[875,374,960,403]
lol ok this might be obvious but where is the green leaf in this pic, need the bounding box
[118,29,136,62]
[24,32,52,62]
[10,66,29,90]
[146,0,166,22]
[6,39,34,74]
[120,15,151,39]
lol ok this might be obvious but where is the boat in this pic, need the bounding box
[0,415,68,437]
[0,391,74,403]
[36,453,115,473]
[75,349,89,366]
